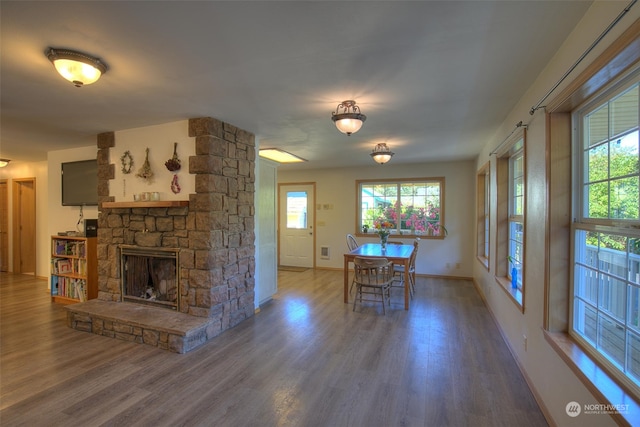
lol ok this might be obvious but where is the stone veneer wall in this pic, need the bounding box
[95,117,256,338]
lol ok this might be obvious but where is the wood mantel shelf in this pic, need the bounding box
[102,201,189,209]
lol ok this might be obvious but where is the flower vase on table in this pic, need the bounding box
[374,219,393,252]
[380,233,388,250]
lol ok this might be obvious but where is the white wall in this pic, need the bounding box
[112,121,195,202]
[472,2,639,427]
[278,159,475,277]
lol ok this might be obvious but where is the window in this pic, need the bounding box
[572,78,640,393]
[357,178,445,237]
[476,163,490,269]
[496,130,525,307]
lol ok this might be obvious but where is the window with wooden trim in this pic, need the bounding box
[476,163,490,269]
[571,75,640,393]
[496,130,525,307]
[357,178,445,238]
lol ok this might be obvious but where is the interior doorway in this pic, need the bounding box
[278,183,315,268]
[12,178,36,275]
[0,180,8,271]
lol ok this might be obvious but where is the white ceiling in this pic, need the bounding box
[0,1,595,170]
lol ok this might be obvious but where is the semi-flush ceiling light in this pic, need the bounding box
[0,159,11,168]
[46,47,107,87]
[331,100,366,135]
[259,148,307,163]
[370,143,394,165]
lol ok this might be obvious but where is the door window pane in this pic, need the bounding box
[286,191,307,229]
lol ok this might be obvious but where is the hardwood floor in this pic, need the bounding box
[0,270,548,427]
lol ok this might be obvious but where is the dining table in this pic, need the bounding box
[344,243,415,310]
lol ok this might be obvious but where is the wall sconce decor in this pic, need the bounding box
[370,143,394,164]
[0,159,11,168]
[46,47,107,87]
[331,100,366,135]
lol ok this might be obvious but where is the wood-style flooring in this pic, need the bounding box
[0,270,548,427]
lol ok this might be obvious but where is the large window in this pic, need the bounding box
[357,178,445,238]
[572,78,640,392]
[496,130,525,307]
[476,163,490,270]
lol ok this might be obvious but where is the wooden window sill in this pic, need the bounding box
[544,331,640,426]
[494,275,523,311]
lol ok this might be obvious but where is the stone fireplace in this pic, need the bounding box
[65,117,257,353]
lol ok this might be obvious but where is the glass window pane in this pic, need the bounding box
[599,275,626,322]
[628,285,640,331]
[598,313,625,368]
[574,298,598,345]
[587,181,609,218]
[286,191,307,229]
[587,143,608,182]
[611,84,638,138]
[575,264,598,305]
[609,132,639,178]
[359,180,444,236]
[627,331,640,384]
[610,176,639,219]
[586,103,609,147]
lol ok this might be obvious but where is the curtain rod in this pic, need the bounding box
[529,0,637,115]
[490,121,527,156]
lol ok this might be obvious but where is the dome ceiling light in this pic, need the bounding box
[46,47,107,87]
[370,143,394,165]
[331,100,366,135]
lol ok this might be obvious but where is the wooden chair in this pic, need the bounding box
[353,256,394,314]
[392,238,419,298]
[346,234,359,251]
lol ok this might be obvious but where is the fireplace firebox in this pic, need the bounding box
[120,245,180,311]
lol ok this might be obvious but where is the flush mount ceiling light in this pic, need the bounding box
[331,100,366,135]
[370,143,394,165]
[259,148,307,164]
[0,159,11,168]
[46,47,107,87]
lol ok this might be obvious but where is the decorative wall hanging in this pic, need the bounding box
[120,150,134,174]
[136,148,154,181]
[165,142,181,171]
[171,174,181,194]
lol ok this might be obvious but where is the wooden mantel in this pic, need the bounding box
[101,201,189,209]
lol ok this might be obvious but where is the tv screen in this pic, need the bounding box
[61,159,98,206]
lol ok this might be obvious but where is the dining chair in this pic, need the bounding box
[392,238,419,298]
[352,256,394,314]
[346,234,359,251]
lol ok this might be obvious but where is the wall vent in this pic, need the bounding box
[320,246,330,259]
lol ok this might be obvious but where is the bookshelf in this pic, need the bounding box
[50,235,97,304]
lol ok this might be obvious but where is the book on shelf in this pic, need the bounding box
[56,259,72,274]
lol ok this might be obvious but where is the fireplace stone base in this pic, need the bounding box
[65,300,220,353]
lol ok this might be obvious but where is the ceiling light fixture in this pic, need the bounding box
[46,47,107,87]
[259,148,307,164]
[0,159,11,168]
[331,100,366,135]
[370,143,394,165]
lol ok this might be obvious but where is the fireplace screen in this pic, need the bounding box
[120,245,179,311]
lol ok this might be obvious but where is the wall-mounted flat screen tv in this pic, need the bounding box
[61,159,98,206]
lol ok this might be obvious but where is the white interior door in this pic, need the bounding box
[279,184,314,268]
